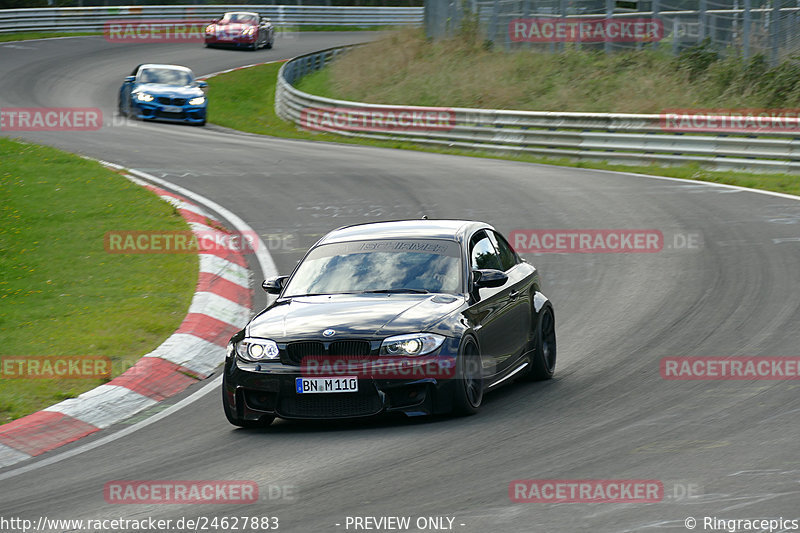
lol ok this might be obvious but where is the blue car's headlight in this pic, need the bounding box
[236,338,280,362]
[380,333,445,356]
[188,96,206,106]
[136,92,154,102]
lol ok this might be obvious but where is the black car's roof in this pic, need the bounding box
[318,219,493,246]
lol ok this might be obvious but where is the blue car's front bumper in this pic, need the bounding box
[131,100,206,125]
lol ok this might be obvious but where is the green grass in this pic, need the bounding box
[305,28,800,113]
[0,26,379,44]
[0,31,101,43]
[0,138,198,424]
[208,60,800,197]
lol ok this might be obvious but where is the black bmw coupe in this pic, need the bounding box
[222,219,556,427]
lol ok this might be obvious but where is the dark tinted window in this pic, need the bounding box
[489,231,518,271]
[470,231,503,271]
[284,239,462,296]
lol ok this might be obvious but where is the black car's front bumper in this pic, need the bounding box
[223,339,461,422]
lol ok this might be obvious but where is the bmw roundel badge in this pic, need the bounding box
[323,329,336,337]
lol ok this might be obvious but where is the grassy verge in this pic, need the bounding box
[0,26,380,44]
[304,28,800,112]
[207,59,800,197]
[0,31,101,43]
[0,138,197,424]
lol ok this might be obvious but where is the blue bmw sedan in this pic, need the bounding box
[118,64,208,126]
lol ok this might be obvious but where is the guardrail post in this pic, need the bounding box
[743,0,751,59]
[769,0,780,65]
[698,0,707,42]
[672,18,679,56]
[651,0,660,50]
[488,0,498,46]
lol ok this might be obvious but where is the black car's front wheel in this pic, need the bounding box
[521,305,557,381]
[222,383,274,428]
[452,337,483,416]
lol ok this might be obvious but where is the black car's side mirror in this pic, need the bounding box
[472,269,507,289]
[124,76,135,83]
[262,275,289,294]
[196,80,208,89]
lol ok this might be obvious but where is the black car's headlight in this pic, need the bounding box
[380,333,445,357]
[136,92,154,102]
[236,338,280,362]
[188,96,205,106]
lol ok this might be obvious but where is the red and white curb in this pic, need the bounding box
[0,172,258,467]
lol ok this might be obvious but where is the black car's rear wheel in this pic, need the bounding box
[452,337,483,416]
[222,383,274,428]
[521,305,557,381]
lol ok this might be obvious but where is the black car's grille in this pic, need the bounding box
[282,340,372,366]
[285,341,324,364]
[278,387,382,418]
[156,97,187,105]
[329,340,372,357]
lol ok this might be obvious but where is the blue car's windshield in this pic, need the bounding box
[138,68,192,86]
[284,239,462,296]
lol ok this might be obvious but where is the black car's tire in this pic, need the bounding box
[521,305,557,381]
[222,384,274,428]
[452,337,483,416]
[265,38,273,49]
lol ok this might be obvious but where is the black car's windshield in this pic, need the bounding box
[138,68,193,86]
[284,239,462,296]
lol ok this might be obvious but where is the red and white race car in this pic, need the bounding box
[205,11,274,50]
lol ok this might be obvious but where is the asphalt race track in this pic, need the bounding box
[1,33,799,533]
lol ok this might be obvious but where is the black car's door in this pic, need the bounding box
[464,230,519,380]
[487,229,534,368]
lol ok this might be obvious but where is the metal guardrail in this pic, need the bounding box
[276,46,800,174]
[0,5,422,34]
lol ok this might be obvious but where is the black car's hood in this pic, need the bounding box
[246,294,465,340]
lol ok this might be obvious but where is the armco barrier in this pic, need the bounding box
[275,46,800,174]
[0,5,421,34]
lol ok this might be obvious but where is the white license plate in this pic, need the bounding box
[162,105,182,113]
[296,376,358,394]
